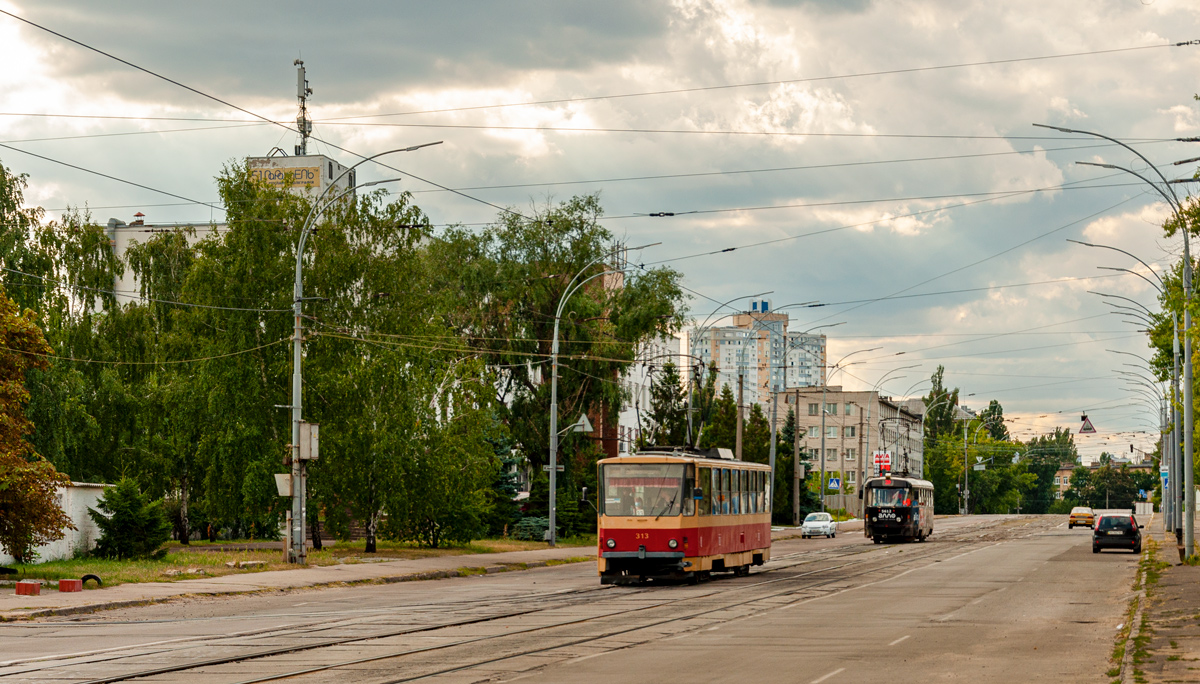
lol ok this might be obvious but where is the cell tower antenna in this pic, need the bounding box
[294,59,313,156]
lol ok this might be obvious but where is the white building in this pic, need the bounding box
[618,335,682,453]
[0,483,109,564]
[688,299,828,410]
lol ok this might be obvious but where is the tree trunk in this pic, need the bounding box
[180,476,190,545]
[365,514,377,553]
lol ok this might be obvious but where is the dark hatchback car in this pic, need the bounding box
[1093,514,1142,554]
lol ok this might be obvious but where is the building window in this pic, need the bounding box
[809,448,819,459]
[826,449,838,460]
[844,426,856,438]
[1053,476,1060,486]
[846,471,856,484]
[808,403,819,416]
[825,402,837,415]
[845,402,854,415]
[845,448,856,460]
[826,426,838,438]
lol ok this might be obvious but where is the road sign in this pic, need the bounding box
[298,422,319,460]
[973,464,986,471]
[1079,415,1096,435]
[976,456,984,463]
[828,477,841,490]
[542,465,565,472]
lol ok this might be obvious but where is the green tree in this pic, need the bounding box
[88,478,172,559]
[923,366,960,449]
[0,284,73,563]
[980,400,1010,441]
[699,384,737,450]
[1022,428,1077,514]
[640,361,688,447]
[742,403,771,464]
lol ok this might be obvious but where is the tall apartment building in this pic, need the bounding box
[775,386,922,515]
[688,299,827,409]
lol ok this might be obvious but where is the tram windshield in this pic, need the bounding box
[867,487,911,508]
[603,463,686,517]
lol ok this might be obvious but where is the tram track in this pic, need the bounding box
[7,516,1047,684]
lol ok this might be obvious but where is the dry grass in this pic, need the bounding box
[7,534,596,589]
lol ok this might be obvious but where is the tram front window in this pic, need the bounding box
[603,464,686,517]
[868,487,910,507]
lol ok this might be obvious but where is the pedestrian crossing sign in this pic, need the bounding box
[1079,414,1096,435]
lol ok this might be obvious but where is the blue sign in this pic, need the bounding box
[828,477,841,490]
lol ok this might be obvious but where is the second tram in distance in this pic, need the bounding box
[594,448,771,584]
[861,474,934,543]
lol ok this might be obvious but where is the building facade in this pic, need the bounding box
[689,299,827,411]
[617,335,683,454]
[776,386,923,515]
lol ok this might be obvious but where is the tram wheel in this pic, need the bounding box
[734,565,750,577]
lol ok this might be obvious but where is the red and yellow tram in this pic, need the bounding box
[595,448,771,584]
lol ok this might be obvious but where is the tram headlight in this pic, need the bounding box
[605,538,616,549]
[668,539,678,549]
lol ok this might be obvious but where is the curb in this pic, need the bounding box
[0,558,585,621]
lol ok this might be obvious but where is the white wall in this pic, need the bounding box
[0,482,109,564]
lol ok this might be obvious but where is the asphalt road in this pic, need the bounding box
[0,515,1137,683]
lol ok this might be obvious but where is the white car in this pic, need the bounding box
[801,512,837,538]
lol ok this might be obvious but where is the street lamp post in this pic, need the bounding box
[287,143,440,564]
[547,242,658,547]
[1075,240,1180,531]
[1043,122,1196,555]
[686,292,773,446]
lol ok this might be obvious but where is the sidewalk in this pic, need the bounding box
[0,545,594,621]
[1118,514,1200,683]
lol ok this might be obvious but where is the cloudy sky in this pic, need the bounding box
[2,0,1198,460]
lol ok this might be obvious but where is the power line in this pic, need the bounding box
[0,142,218,210]
[7,337,289,366]
[321,42,1185,120]
[0,9,530,224]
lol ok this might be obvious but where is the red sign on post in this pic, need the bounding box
[873,451,891,475]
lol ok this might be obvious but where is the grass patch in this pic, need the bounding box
[5,534,597,588]
[544,556,591,567]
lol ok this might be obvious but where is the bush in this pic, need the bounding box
[1047,498,1076,515]
[88,479,172,559]
[512,516,549,541]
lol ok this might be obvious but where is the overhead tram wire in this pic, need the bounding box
[791,192,1146,328]
[0,337,289,366]
[0,266,293,313]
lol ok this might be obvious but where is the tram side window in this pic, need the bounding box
[741,470,750,514]
[683,466,696,516]
[749,471,758,514]
[699,468,712,515]
[755,471,763,513]
[721,468,731,515]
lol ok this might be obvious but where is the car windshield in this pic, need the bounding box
[1071,508,1091,515]
[868,487,910,507]
[1097,516,1134,530]
[603,463,685,517]
[805,513,830,523]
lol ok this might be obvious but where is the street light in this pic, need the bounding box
[1045,122,1196,556]
[287,142,441,564]
[547,241,659,547]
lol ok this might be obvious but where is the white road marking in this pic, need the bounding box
[811,667,845,683]
[888,635,910,646]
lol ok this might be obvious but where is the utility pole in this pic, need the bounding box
[963,422,969,515]
[793,388,802,525]
[1174,316,1183,536]
[736,373,744,460]
[294,60,312,156]
[820,382,827,512]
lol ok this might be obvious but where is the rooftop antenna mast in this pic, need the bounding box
[294,59,312,156]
